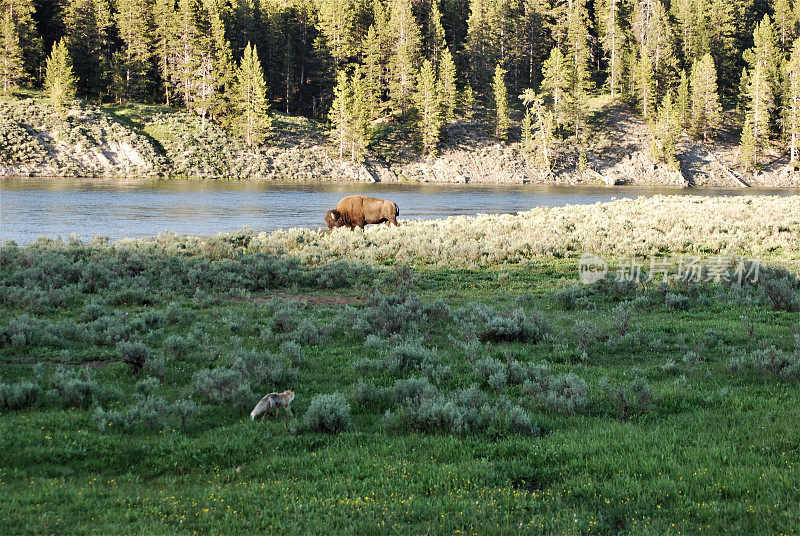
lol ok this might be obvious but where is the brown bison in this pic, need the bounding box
[325,195,400,230]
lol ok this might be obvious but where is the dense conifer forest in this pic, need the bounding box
[4,0,800,174]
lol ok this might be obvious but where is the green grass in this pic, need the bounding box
[1,241,799,535]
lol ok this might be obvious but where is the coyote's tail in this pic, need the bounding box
[250,396,275,420]
[394,203,399,217]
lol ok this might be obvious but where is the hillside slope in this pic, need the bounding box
[2,95,799,187]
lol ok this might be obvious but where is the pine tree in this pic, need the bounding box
[632,0,675,110]
[461,82,476,120]
[785,40,800,163]
[63,0,113,96]
[671,0,702,64]
[153,0,177,106]
[566,0,592,138]
[521,107,534,152]
[349,66,371,161]
[45,39,77,111]
[426,0,446,69]
[113,0,154,101]
[690,53,721,142]
[677,69,690,130]
[597,0,625,99]
[438,47,457,123]
[202,0,235,122]
[541,47,569,131]
[493,63,509,140]
[315,0,356,64]
[742,15,780,167]
[465,0,494,91]
[174,0,201,111]
[774,0,795,54]
[363,24,383,119]
[635,44,656,119]
[0,0,41,83]
[520,87,553,172]
[739,114,756,169]
[388,0,421,117]
[0,10,23,94]
[234,43,271,148]
[649,92,681,166]
[416,58,441,153]
[330,70,352,159]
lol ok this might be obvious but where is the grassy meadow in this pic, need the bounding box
[1,196,799,535]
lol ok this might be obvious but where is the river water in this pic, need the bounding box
[1,177,798,244]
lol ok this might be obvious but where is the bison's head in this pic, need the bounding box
[325,209,344,229]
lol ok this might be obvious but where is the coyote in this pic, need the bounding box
[250,389,295,420]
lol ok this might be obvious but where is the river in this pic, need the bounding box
[2,177,798,244]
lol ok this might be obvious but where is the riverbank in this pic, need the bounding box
[8,195,799,268]
[3,95,800,187]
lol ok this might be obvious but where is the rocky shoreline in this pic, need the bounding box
[3,97,800,188]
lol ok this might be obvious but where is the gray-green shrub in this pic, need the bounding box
[304,393,352,434]
[281,341,305,365]
[0,381,40,409]
[51,367,100,407]
[116,340,150,374]
[479,308,550,343]
[163,334,190,360]
[193,368,254,408]
[599,368,654,419]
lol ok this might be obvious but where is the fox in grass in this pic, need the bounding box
[250,389,295,420]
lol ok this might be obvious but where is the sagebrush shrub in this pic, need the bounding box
[384,339,441,375]
[135,377,161,396]
[193,368,254,408]
[304,393,352,434]
[599,369,654,419]
[729,346,800,381]
[665,292,690,311]
[0,381,40,409]
[51,367,100,407]
[232,348,299,386]
[280,341,305,365]
[553,286,595,311]
[293,319,320,346]
[660,358,680,375]
[612,302,633,336]
[4,314,39,348]
[759,267,800,312]
[163,334,190,360]
[271,303,299,333]
[538,373,589,415]
[480,307,550,343]
[487,371,508,391]
[94,397,195,432]
[474,356,505,383]
[383,388,536,436]
[391,376,437,403]
[682,350,702,370]
[144,353,166,378]
[590,274,639,301]
[116,340,150,374]
[351,379,389,407]
[506,405,539,435]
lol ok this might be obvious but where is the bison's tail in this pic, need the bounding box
[394,203,399,217]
